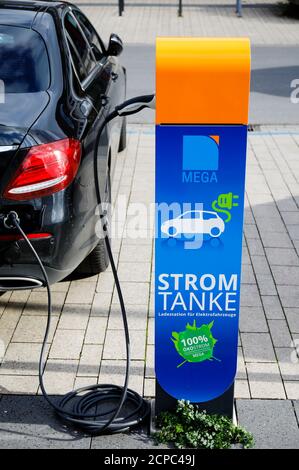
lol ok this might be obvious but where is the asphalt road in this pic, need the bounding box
[122,45,299,125]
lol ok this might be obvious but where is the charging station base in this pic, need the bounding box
[155,381,235,419]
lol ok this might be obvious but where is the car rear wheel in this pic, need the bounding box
[77,237,110,275]
[118,117,127,152]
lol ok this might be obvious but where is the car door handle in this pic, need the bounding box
[111,72,118,82]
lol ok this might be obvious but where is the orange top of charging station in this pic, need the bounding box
[156,38,251,125]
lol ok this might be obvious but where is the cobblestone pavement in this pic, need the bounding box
[74,0,299,46]
[0,125,299,448]
[1,0,299,450]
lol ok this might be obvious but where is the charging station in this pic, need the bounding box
[155,38,251,417]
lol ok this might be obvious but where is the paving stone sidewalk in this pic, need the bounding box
[0,125,299,448]
[74,0,299,46]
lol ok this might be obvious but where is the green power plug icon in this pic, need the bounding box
[212,192,239,223]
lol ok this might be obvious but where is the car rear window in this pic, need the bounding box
[0,25,50,93]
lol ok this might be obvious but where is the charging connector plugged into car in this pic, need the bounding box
[2,211,20,230]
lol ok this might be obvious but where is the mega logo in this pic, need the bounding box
[182,135,219,183]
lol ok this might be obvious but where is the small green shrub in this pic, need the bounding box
[155,400,254,449]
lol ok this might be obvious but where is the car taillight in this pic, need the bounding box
[3,139,81,201]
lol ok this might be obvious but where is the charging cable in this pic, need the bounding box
[4,94,155,434]
[6,211,149,434]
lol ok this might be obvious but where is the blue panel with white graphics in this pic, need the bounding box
[155,124,247,402]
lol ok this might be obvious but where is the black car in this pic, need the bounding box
[0,0,126,291]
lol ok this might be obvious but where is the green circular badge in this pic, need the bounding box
[172,320,219,368]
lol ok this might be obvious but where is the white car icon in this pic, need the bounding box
[161,210,225,238]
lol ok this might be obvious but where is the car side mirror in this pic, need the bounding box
[106,34,123,57]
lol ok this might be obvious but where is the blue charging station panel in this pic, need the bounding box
[155,124,247,403]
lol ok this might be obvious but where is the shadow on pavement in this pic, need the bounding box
[0,395,90,449]
[252,66,299,98]
[0,394,159,449]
